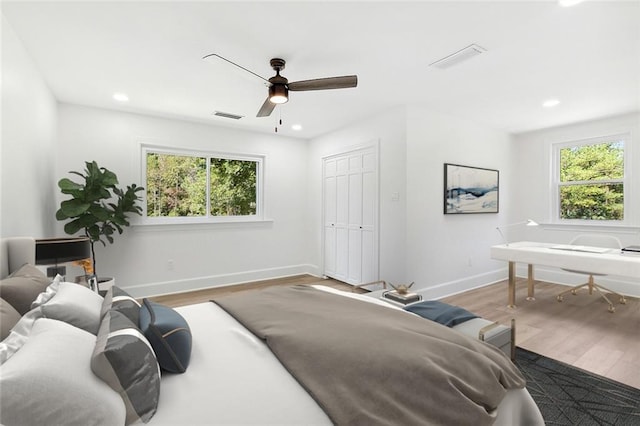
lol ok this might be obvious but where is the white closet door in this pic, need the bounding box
[360,151,377,283]
[347,156,363,283]
[334,158,349,281]
[323,163,337,277]
[323,146,378,286]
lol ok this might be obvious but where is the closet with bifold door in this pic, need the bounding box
[323,145,379,286]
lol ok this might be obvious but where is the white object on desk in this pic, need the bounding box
[549,244,611,254]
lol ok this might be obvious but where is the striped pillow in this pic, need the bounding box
[100,285,141,324]
[91,310,160,425]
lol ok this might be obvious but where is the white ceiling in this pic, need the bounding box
[3,1,639,139]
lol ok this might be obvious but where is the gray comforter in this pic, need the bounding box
[212,285,525,426]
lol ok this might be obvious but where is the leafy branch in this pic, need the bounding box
[56,161,144,277]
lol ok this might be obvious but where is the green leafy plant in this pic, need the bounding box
[559,142,624,220]
[56,161,144,277]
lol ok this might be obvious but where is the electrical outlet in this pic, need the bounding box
[167,259,174,270]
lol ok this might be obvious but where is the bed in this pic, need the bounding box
[0,237,544,425]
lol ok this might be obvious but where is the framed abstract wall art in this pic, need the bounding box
[444,163,499,214]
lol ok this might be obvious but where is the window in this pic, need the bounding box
[552,134,628,223]
[142,146,263,224]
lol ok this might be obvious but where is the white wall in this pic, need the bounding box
[1,14,57,238]
[56,104,312,297]
[308,107,408,284]
[308,105,519,299]
[405,106,515,299]
[511,112,640,296]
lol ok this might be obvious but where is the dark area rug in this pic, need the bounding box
[515,347,640,425]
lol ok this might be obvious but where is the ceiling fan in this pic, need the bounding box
[203,53,358,117]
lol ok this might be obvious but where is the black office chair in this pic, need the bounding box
[556,234,627,313]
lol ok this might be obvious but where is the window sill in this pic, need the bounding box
[132,217,274,232]
[540,222,640,234]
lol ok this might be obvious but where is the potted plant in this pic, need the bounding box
[56,161,144,281]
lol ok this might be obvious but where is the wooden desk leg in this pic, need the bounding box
[526,264,535,301]
[508,261,516,308]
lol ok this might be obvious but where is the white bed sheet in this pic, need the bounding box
[153,286,544,425]
[153,301,331,426]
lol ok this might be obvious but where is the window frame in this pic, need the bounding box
[140,144,265,225]
[551,133,630,225]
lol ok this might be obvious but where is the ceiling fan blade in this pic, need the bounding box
[202,53,270,84]
[288,75,358,91]
[257,97,276,117]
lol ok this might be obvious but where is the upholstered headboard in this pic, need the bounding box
[0,237,36,279]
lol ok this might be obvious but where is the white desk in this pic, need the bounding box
[490,241,640,308]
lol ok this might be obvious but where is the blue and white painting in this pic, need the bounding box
[444,163,499,214]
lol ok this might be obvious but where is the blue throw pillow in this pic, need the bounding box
[404,300,478,327]
[139,299,192,374]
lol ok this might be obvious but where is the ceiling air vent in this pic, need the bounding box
[429,44,486,69]
[213,111,244,120]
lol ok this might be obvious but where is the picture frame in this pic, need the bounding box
[444,163,499,214]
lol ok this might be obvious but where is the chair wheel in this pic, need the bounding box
[620,297,627,304]
[557,295,564,302]
[571,289,578,295]
[608,305,615,313]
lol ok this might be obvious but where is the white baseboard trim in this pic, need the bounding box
[414,269,508,301]
[414,266,640,301]
[123,264,320,298]
[124,263,640,300]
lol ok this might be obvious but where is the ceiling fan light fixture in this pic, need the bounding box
[207,55,357,117]
[269,84,288,104]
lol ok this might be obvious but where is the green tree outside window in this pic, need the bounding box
[558,141,624,221]
[146,152,259,218]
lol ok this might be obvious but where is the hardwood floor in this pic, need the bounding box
[442,279,640,390]
[147,274,360,307]
[151,274,640,389]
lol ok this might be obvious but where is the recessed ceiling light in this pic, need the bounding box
[113,92,129,102]
[543,98,560,108]
[291,124,303,131]
[558,0,584,7]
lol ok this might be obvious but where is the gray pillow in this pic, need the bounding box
[92,310,160,425]
[0,306,42,364]
[0,264,50,314]
[0,318,126,426]
[100,285,141,324]
[0,298,21,341]
[0,278,54,364]
[35,282,103,334]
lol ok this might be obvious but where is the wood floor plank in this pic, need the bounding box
[573,344,624,376]
[607,359,640,389]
